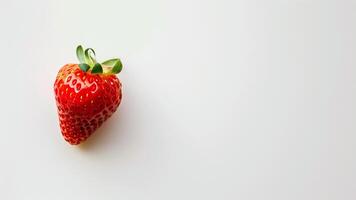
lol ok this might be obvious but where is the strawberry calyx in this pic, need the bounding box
[76,45,123,75]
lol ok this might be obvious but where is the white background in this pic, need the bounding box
[0,0,355,199]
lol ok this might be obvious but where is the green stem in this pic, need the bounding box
[75,45,123,74]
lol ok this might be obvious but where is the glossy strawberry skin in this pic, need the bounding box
[54,64,122,145]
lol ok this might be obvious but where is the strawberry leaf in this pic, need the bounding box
[102,58,122,74]
[79,63,90,72]
[91,63,103,74]
[84,48,97,67]
[76,45,86,64]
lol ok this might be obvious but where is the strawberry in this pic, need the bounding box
[54,45,123,145]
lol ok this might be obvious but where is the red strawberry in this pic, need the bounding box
[54,45,123,145]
